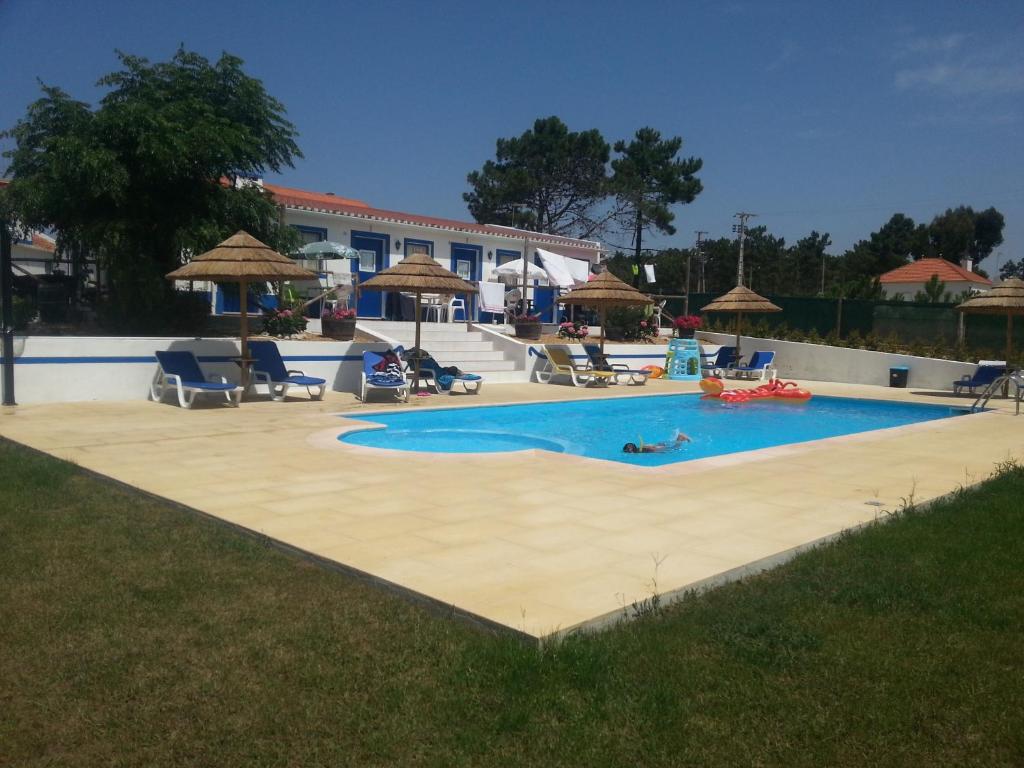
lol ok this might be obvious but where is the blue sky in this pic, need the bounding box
[2,0,1022,270]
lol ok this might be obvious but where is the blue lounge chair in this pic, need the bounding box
[953,363,1007,395]
[700,346,736,376]
[151,350,243,409]
[727,350,776,382]
[394,345,483,395]
[416,356,484,395]
[582,344,649,385]
[247,340,326,401]
[360,351,409,402]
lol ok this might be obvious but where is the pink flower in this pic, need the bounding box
[640,321,648,327]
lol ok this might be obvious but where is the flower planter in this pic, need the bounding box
[321,317,357,341]
[514,321,542,340]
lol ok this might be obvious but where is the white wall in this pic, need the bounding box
[4,335,394,404]
[471,325,672,380]
[284,209,599,289]
[883,280,977,300]
[698,331,977,389]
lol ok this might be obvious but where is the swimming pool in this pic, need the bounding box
[339,395,969,466]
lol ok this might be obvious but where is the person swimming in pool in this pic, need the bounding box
[622,430,691,453]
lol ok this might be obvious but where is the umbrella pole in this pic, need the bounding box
[1008,314,1014,368]
[239,278,250,393]
[600,306,607,355]
[413,290,422,394]
[735,312,742,363]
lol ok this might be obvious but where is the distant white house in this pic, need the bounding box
[263,181,603,321]
[879,257,991,300]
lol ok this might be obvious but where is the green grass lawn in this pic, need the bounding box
[2,439,1023,767]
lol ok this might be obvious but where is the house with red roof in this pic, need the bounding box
[879,258,991,300]
[262,180,604,320]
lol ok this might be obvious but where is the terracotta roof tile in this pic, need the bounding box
[879,257,991,286]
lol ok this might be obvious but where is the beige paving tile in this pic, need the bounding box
[3,378,1021,639]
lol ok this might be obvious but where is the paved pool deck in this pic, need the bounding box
[2,379,1021,640]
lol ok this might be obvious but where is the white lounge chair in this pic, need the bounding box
[151,350,242,408]
[360,351,409,402]
[535,344,616,387]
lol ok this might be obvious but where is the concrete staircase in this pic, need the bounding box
[358,321,524,383]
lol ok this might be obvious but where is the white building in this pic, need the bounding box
[879,257,991,300]
[265,182,603,321]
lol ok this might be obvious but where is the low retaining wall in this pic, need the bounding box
[3,336,393,404]
[698,332,977,390]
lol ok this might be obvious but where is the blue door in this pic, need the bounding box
[351,231,389,318]
[533,252,556,322]
[450,243,481,319]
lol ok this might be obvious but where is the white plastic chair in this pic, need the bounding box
[448,296,467,322]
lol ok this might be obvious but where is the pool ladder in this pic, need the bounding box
[971,371,1023,415]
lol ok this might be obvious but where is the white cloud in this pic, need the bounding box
[895,60,1024,95]
[898,33,966,56]
[892,31,1024,96]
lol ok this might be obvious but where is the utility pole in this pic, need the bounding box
[1,219,15,406]
[732,212,756,287]
[687,230,706,315]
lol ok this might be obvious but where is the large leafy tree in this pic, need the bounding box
[783,231,834,296]
[927,205,1004,264]
[610,128,702,285]
[1,48,302,329]
[463,116,610,238]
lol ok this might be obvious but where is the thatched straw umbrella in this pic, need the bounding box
[957,277,1024,366]
[701,286,781,362]
[557,270,654,354]
[359,253,477,392]
[166,231,317,387]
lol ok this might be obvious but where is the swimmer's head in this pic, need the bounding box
[622,442,639,453]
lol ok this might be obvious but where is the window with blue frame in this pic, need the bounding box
[404,238,433,257]
[496,249,520,266]
[292,225,328,245]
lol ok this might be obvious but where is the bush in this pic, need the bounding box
[262,307,307,337]
[557,320,589,340]
[0,296,36,330]
[605,307,658,342]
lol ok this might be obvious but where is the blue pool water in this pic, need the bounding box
[339,395,969,466]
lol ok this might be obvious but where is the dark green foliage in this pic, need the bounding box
[463,116,611,238]
[611,127,703,282]
[0,295,36,329]
[913,274,952,303]
[2,442,1023,766]
[1,48,302,332]
[928,205,1005,264]
[998,258,1024,281]
[604,306,658,341]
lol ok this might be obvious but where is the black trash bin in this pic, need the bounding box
[889,366,909,388]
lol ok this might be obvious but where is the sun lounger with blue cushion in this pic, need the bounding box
[247,340,326,401]
[700,346,736,376]
[582,344,649,385]
[151,350,243,408]
[393,345,483,395]
[726,350,776,382]
[416,356,484,395]
[953,362,1007,395]
[360,350,409,402]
